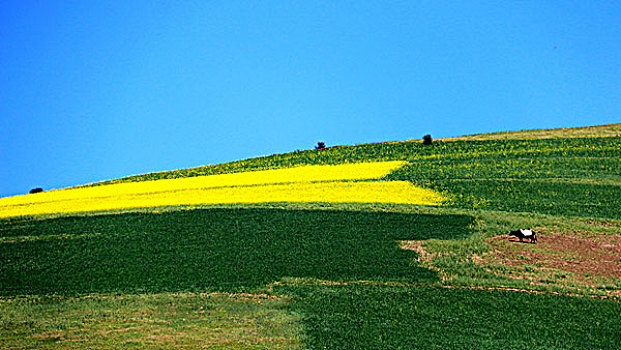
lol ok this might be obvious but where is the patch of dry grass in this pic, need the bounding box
[0,292,304,349]
[442,123,621,141]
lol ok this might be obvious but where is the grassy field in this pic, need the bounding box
[285,285,621,349]
[0,292,303,349]
[0,209,472,295]
[1,124,620,348]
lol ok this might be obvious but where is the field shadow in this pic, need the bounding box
[0,208,474,295]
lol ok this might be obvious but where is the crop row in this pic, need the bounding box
[428,179,621,219]
[388,156,620,181]
[0,181,444,218]
[0,162,448,218]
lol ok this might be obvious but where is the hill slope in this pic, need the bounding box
[4,124,619,220]
[1,124,619,349]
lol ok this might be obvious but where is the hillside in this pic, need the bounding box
[1,124,619,349]
[4,124,619,220]
[87,123,621,186]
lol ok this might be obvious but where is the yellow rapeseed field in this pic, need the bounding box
[0,161,446,218]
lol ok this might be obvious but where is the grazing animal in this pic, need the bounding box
[509,229,537,244]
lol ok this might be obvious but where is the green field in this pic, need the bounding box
[1,124,620,348]
[287,285,620,349]
[1,209,472,295]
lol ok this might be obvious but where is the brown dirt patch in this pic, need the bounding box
[400,240,436,266]
[33,331,65,341]
[484,231,621,290]
[399,240,451,282]
[147,334,177,341]
[587,220,621,228]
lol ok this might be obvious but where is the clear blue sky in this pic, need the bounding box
[1,1,620,197]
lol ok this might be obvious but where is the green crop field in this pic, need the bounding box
[1,124,620,349]
[0,209,472,295]
[285,285,620,349]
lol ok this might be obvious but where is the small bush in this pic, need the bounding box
[315,142,325,150]
[422,134,432,145]
[29,188,43,194]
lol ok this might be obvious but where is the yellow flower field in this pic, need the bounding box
[0,161,446,218]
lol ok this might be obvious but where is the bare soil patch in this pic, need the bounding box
[400,240,433,263]
[399,240,450,282]
[484,230,621,292]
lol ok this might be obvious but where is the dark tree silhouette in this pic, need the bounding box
[315,142,325,149]
[422,134,432,145]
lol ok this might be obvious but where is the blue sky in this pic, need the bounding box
[1,1,620,197]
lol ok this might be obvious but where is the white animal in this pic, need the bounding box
[508,229,537,244]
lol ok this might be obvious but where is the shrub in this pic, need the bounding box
[316,142,326,150]
[422,134,432,145]
[29,188,43,194]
